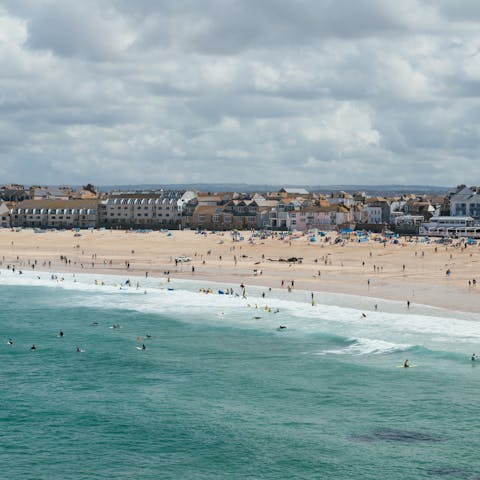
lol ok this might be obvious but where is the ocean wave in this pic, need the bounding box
[318,337,414,356]
[1,268,480,350]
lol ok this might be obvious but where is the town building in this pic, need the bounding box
[0,202,10,227]
[0,184,31,202]
[99,191,193,229]
[10,200,99,229]
[449,186,480,220]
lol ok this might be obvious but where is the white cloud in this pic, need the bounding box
[0,1,479,186]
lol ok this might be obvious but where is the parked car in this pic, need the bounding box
[175,256,191,262]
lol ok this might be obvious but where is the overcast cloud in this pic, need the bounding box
[0,0,479,186]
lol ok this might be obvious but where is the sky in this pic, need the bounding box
[0,0,479,186]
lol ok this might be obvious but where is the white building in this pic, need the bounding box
[449,187,480,219]
[0,202,10,227]
[10,200,99,228]
[100,191,190,229]
[420,216,475,236]
[364,205,383,224]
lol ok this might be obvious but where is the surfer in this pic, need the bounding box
[59,331,64,337]
[361,313,367,318]
[403,359,410,368]
[142,344,146,350]
[471,353,477,362]
[7,339,13,346]
[30,344,36,350]
[76,347,82,352]
[277,325,287,330]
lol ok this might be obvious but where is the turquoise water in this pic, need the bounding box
[1,271,480,479]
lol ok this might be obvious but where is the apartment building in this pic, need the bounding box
[10,200,99,228]
[0,202,10,227]
[449,186,480,220]
[99,191,193,229]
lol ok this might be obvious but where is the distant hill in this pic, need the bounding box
[97,183,449,196]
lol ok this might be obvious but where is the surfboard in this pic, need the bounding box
[396,365,418,368]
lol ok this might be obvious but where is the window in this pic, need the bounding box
[212,215,220,223]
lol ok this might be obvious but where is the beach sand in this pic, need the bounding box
[1,228,479,313]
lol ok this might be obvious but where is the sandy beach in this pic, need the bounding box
[1,228,479,313]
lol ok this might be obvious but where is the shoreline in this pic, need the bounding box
[1,228,480,314]
[0,266,475,320]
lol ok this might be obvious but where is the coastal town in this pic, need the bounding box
[1,183,478,236]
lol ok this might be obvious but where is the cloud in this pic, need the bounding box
[0,1,479,186]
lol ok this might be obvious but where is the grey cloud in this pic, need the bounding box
[0,1,479,185]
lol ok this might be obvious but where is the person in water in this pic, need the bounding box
[59,331,64,337]
[31,344,36,350]
[472,353,477,362]
[142,344,146,350]
[7,339,13,346]
[403,359,410,368]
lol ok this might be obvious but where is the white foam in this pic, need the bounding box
[1,268,479,353]
[318,338,413,356]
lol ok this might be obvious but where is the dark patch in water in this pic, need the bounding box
[353,428,443,443]
[426,466,479,479]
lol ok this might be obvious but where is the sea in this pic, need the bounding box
[1,269,479,480]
